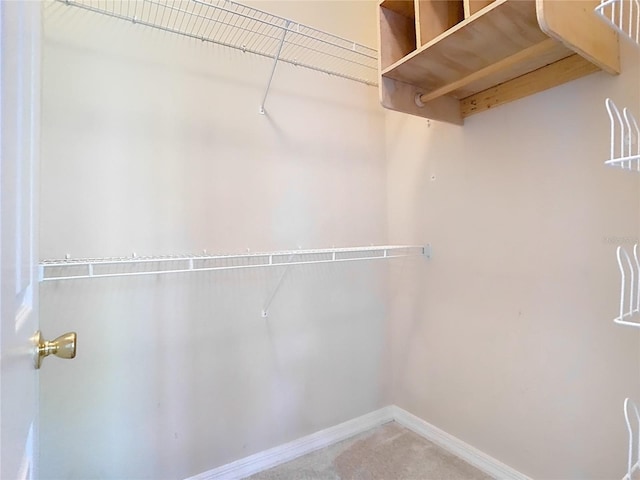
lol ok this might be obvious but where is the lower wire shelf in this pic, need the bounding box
[39,245,430,282]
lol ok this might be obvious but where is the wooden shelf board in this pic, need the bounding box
[460,54,600,117]
[537,0,619,75]
[381,0,550,94]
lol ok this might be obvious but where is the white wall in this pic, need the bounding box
[40,1,640,478]
[386,41,640,478]
[38,1,386,479]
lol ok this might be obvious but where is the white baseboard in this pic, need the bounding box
[186,405,530,480]
[390,406,532,480]
[186,406,395,480]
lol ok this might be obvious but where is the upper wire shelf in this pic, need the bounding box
[54,0,379,86]
[605,98,640,171]
[595,0,640,47]
[39,245,429,282]
[614,244,640,328]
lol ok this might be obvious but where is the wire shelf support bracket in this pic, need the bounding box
[259,20,289,115]
[595,0,640,47]
[614,244,640,327]
[605,98,640,171]
[39,245,430,282]
[261,250,297,318]
[623,398,640,480]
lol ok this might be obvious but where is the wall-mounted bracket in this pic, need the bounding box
[623,397,640,480]
[261,251,298,318]
[259,20,290,115]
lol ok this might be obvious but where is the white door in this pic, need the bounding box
[0,1,42,479]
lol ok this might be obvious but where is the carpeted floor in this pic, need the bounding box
[246,421,493,480]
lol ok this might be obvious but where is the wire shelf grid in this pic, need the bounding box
[614,244,640,327]
[596,0,640,47]
[54,0,379,86]
[605,98,640,171]
[39,245,429,282]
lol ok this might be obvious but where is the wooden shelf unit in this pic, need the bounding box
[378,0,620,125]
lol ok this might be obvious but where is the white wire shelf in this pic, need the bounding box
[605,98,640,171]
[614,244,640,328]
[623,398,640,480]
[53,0,378,87]
[596,0,640,47]
[39,245,430,282]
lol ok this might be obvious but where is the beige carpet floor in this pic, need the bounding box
[246,421,493,480]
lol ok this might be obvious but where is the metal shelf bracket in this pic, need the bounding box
[261,250,297,318]
[259,20,290,115]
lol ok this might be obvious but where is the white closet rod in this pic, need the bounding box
[39,245,430,282]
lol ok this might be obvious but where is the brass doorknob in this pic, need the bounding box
[34,330,77,369]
